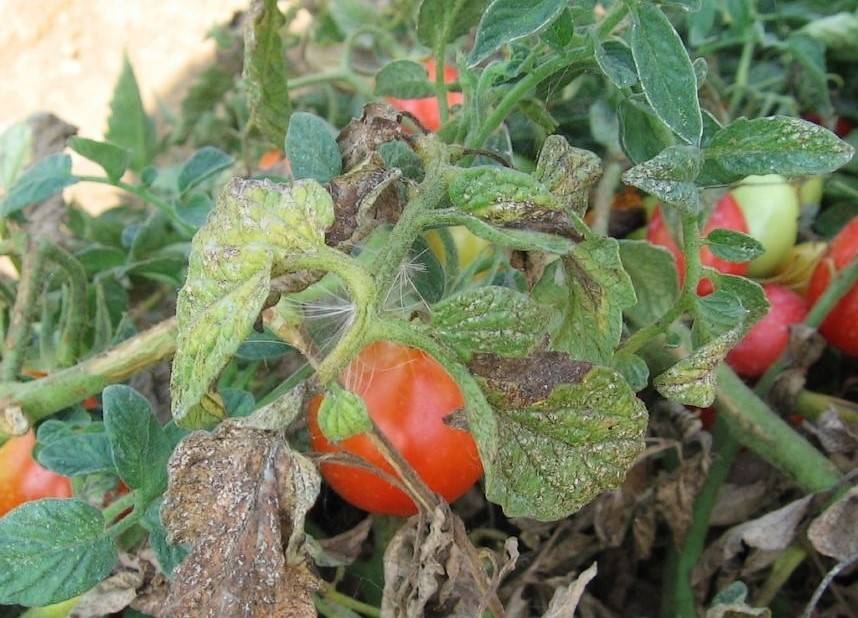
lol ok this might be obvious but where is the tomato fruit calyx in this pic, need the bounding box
[307,341,482,515]
[646,195,750,296]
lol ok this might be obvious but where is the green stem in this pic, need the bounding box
[102,491,137,523]
[76,176,190,234]
[281,246,377,385]
[0,318,177,439]
[728,39,755,116]
[321,584,381,617]
[795,389,858,424]
[755,545,807,607]
[618,212,702,356]
[1,239,47,381]
[663,415,741,618]
[756,254,858,396]
[596,1,631,38]
[590,157,623,236]
[287,70,372,97]
[433,39,450,125]
[105,510,141,538]
[467,47,591,149]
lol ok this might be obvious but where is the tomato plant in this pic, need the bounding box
[730,174,800,277]
[646,195,749,295]
[386,60,463,132]
[726,284,809,378]
[0,431,72,516]
[307,341,482,516]
[0,1,855,616]
[807,217,858,355]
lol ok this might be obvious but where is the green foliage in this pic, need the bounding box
[177,147,234,195]
[374,60,435,99]
[106,56,156,173]
[470,0,568,66]
[706,229,765,262]
[243,0,292,147]
[0,499,117,606]
[68,138,131,183]
[317,383,372,441]
[285,112,342,183]
[1,154,78,216]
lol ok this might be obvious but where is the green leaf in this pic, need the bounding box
[541,8,574,49]
[471,354,648,520]
[448,165,561,225]
[787,34,832,119]
[618,239,679,327]
[106,56,156,173]
[177,192,214,229]
[704,117,855,179]
[595,39,638,88]
[630,3,702,144]
[654,327,742,406]
[103,385,180,499]
[1,154,78,217]
[692,290,747,346]
[613,352,650,392]
[68,137,131,183]
[177,147,233,195]
[378,140,423,181]
[801,12,858,62]
[235,330,292,361]
[469,0,567,66]
[374,60,435,99]
[416,0,488,48]
[706,229,764,263]
[317,384,372,441]
[408,235,445,305]
[142,500,188,577]
[622,145,702,212]
[533,135,602,217]
[714,272,769,332]
[171,179,334,427]
[285,112,342,183]
[430,286,549,359]
[688,0,717,46]
[533,238,637,365]
[36,421,114,477]
[243,0,292,147]
[0,499,116,606]
[0,122,32,191]
[619,98,676,165]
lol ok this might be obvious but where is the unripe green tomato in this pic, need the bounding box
[799,176,824,211]
[730,174,799,277]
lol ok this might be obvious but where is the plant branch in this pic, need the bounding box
[0,318,177,439]
[43,243,88,367]
[102,491,137,524]
[320,583,381,617]
[1,239,47,381]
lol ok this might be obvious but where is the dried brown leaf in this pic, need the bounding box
[710,482,770,527]
[808,486,858,562]
[337,103,406,171]
[382,504,517,617]
[161,420,321,618]
[309,516,373,568]
[542,562,598,618]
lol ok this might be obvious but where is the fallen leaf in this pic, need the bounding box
[161,419,321,617]
[542,561,598,618]
[808,486,858,561]
[382,504,517,617]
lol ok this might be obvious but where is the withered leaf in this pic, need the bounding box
[534,135,602,216]
[542,561,598,618]
[337,103,406,171]
[808,486,858,562]
[382,504,517,618]
[161,420,321,617]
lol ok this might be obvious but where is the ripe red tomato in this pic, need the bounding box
[307,341,482,515]
[807,217,858,355]
[386,60,463,132]
[0,430,72,516]
[646,194,749,296]
[726,284,809,378]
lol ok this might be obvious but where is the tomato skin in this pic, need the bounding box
[730,175,800,277]
[0,431,72,516]
[386,61,463,132]
[807,217,858,355]
[308,341,483,515]
[726,284,809,378]
[646,195,749,296]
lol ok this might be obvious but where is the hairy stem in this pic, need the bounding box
[1,239,47,381]
[43,244,88,368]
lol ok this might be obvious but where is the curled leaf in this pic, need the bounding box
[171,178,334,427]
[471,352,648,520]
[534,135,602,216]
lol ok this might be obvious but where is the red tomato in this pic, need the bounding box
[0,431,72,516]
[308,341,482,515]
[646,195,750,296]
[726,284,809,377]
[807,217,858,355]
[386,60,463,132]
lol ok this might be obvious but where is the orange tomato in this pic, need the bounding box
[0,431,72,516]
